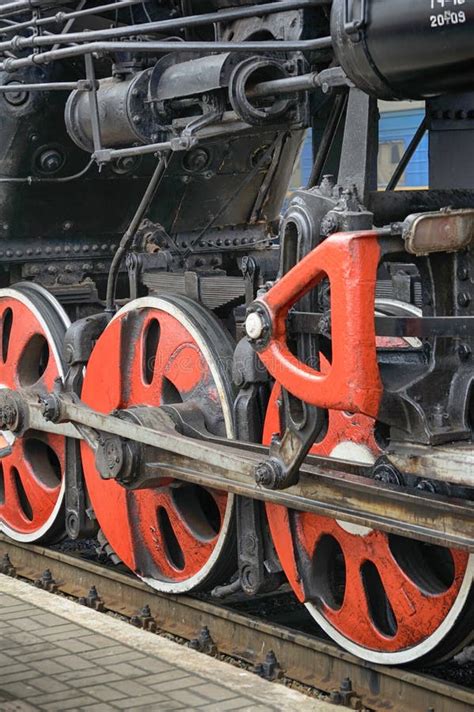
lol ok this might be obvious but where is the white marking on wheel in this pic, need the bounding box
[331,441,375,537]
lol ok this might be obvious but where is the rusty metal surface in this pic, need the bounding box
[402,209,474,255]
[1,534,473,712]
[388,442,474,485]
[144,450,474,551]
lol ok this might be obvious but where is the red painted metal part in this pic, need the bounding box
[255,231,382,417]
[0,296,65,538]
[81,305,230,587]
[263,380,470,654]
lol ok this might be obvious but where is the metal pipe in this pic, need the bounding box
[0,72,323,98]
[0,81,79,90]
[0,0,142,35]
[93,141,173,162]
[0,0,329,52]
[50,0,86,53]
[84,54,102,154]
[91,115,252,162]
[307,91,347,188]
[0,0,64,19]
[105,152,169,312]
[0,158,94,183]
[0,36,333,72]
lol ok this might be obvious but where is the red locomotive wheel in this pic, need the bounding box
[81,295,236,593]
[0,284,69,542]
[264,379,474,665]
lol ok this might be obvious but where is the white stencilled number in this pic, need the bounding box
[431,0,466,6]
[430,9,467,26]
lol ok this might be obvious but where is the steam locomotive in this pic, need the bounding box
[0,0,473,665]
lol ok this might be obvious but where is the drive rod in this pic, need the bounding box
[0,388,472,552]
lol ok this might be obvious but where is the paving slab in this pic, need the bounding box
[0,574,343,711]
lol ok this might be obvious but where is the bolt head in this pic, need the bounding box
[255,462,273,486]
[4,83,28,106]
[38,149,63,174]
[245,312,264,340]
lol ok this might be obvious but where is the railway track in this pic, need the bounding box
[1,534,473,712]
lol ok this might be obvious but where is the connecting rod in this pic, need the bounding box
[0,387,472,552]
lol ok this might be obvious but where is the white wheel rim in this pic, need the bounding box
[0,286,69,542]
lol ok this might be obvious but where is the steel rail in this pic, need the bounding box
[0,536,473,712]
[1,391,473,551]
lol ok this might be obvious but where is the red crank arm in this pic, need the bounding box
[248,231,383,418]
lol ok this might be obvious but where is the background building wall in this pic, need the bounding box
[291,101,428,191]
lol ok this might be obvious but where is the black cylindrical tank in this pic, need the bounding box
[331,0,474,99]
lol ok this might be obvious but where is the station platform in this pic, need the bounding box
[0,574,339,712]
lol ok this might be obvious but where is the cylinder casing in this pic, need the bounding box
[65,71,157,152]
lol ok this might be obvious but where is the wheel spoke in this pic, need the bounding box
[1,440,60,524]
[375,537,431,620]
[129,485,220,580]
[127,311,211,406]
[205,488,228,519]
[264,377,473,663]
[81,297,235,592]
[337,553,373,626]
[0,288,67,541]
[0,306,32,386]
[155,490,215,575]
[1,466,27,527]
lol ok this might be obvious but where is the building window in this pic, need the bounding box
[378,140,406,189]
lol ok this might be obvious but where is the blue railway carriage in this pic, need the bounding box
[293,102,428,191]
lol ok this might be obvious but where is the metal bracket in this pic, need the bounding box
[246,231,383,417]
[344,0,366,34]
[62,313,110,539]
[232,339,282,593]
[255,390,322,489]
